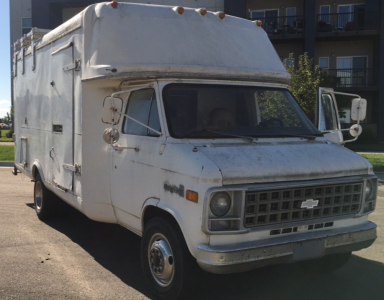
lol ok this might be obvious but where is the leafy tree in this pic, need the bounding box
[283,53,334,122]
[258,90,300,127]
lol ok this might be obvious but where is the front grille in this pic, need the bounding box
[244,182,363,228]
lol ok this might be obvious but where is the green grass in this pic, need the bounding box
[0,138,13,142]
[359,154,384,172]
[0,145,14,161]
[0,130,13,142]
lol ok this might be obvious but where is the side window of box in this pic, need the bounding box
[122,89,161,136]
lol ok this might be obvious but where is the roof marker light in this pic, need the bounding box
[256,20,262,27]
[196,8,207,16]
[173,6,185,14]
[215,11,225,20]
[111,1,118,9]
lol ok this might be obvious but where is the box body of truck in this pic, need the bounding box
[13,2,377,299]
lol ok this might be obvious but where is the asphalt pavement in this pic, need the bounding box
[0,168,384,300]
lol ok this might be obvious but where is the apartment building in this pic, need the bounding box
[225,0,384,141]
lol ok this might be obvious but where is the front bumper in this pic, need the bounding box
[197,222,377,274]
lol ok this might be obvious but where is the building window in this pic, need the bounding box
[251,10,279,34]
[337,4,365,30]
[319,57,329,69]
[286,7,296,26]
[338,5,353,28]
[336,56,367,87]
[22,18,32,35]
[319,5,330,24]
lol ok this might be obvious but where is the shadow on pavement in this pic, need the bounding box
[42,207,384,300]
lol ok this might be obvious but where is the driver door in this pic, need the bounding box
[316,87,343,144]
[110,85,165,230]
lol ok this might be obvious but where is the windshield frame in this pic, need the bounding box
[162,83,322,139]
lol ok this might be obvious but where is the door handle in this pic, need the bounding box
[113,145,139,152]
[49,148,54,159]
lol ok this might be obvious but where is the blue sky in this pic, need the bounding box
[0,0,11,119]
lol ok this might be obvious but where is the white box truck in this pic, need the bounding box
[12,2,377,299]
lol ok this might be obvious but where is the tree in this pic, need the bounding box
[283,53,333,122]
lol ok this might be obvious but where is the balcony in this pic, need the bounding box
[324,68,378,90]
[316,12,380,34]
[250,15,304,38]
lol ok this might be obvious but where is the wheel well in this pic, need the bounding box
[143,206,179,229]
[32,165,39,180]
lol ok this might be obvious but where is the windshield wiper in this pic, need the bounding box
[184,128,256,143]
[275,134,320,141]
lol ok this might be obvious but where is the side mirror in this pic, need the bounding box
[349,124,362,137]
[103,128,120,144]
[102,97,123,125]
[351,98,367,122]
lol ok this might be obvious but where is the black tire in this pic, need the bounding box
[34,173,58,220]
[299,252,352,273]
[141,217,198,300]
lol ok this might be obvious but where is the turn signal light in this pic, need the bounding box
[215,11,225,20]
[111,1,118,9]
[173,6,185,14]
[196,8,207,16]
[186,190,198,203]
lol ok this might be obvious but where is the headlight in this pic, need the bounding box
[365,180,372,200]
[210,192,231,217]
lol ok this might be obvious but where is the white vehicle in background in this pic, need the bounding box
[12,2,377,299]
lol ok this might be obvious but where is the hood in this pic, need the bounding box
[195,140,371,185]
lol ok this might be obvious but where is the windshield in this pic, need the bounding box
[162,84,321,139]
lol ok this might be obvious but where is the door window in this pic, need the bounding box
[122,89,161,136]
[320,6,330,24]
[337,57,367,87]
[319,94,338,131]
[286,8,296,26]
[251,10,279,34]
[319,57,329,69]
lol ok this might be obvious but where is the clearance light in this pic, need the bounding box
[111,1,118,9]
[215,11,225,20]
[196,8,207,16]
[173,6,185,14]
[186,190,198,203]
[256,20,262,27]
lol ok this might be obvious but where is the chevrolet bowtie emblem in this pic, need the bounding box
[301,199,319,209]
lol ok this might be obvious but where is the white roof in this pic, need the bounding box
[38,2,291,84]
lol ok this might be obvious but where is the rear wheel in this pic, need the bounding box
[34,174,56,220]
[141,217,198,300]
[299,252,352,273]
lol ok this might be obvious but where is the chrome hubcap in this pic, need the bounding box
[35,181,43,212]
[148,234,174,287]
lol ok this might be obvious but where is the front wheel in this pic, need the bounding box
[141,217,197,300]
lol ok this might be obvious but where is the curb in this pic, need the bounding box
[0,162,14,167]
